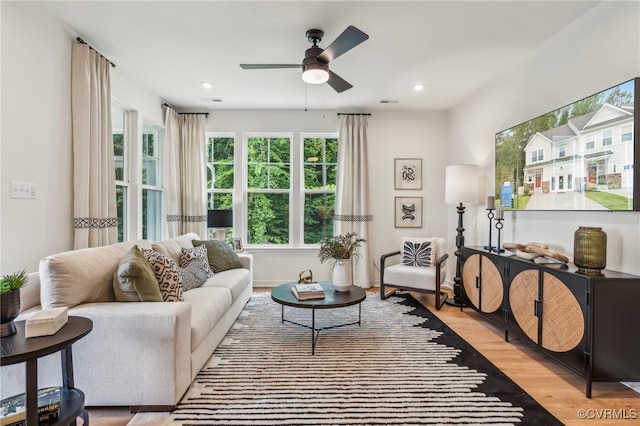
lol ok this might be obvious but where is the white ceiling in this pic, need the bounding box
[39,0,600,111]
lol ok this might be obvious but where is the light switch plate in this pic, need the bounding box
[10,181,37,199]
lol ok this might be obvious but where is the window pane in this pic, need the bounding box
[207,192,233,210]
[142,189,162,241]
[116,185,127,242]
[142,122,160,186]
[212,137,234,162]
[212,164,234,189]
[304,193,335,244]
[247,137,290,189]
[208,136,235,190]
[247,192,289,244]
[112,106,126,182]
[326,138,338,163]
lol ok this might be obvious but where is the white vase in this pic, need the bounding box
[332,259,353,292]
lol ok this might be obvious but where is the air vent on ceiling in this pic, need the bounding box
[201,98,222,103]
[380,99,399,104]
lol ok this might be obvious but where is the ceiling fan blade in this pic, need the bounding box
[240,64,302,69]
[327,70,353,93]
[318,26,369,63]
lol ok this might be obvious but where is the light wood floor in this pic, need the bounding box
[85,288,639,426]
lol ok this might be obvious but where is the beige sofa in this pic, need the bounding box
[0,233,252,410]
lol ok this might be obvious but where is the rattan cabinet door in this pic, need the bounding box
[462,253,503,313]
[509,268,539,344]
[541,272,585,352]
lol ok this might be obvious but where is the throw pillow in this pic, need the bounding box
[141,248,184,302]
[402,238,436,267]
[192,240,243,273]
[179,261,211,291]
[113,245,163,302]
[180,246,214,278]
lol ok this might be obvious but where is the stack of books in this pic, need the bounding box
[291,283,325,300]
[0,387,60,426]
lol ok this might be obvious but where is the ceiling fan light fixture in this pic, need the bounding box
[302,63,329,84]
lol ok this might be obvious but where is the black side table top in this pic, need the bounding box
[1,316,93,366]
[271,281,366,309]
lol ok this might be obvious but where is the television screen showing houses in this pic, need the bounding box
[495,78,637,211]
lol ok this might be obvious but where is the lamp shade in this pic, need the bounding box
[207,209,233,228]
[445,165,479,204]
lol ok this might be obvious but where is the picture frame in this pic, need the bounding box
[394,196,422,228]
[495,77,639,211]
[232,237,243,252]
[394,158,422,190]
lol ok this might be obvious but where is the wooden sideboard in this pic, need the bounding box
[461,246,640,398]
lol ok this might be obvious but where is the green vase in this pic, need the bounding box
[573,226,607,274]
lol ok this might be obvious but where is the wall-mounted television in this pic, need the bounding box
[494,77,639,211]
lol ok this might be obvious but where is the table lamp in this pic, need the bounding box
[207,209,233,240]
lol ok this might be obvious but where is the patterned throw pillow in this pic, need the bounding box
[141,248,184,302]
[402,239,435,267]
[179,246,214,291]
[180,246,214,278]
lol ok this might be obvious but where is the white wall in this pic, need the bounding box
[448,0,640,275]
[207,109,448,286]
[0,2,165,274]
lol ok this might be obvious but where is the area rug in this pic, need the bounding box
[128,292,561,425]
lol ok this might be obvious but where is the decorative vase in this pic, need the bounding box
[332,259,353,292]
[0,289,21,337]
[573,226,607,274]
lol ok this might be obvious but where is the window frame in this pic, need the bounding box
[112,103,131,242]
[141,120,163,241]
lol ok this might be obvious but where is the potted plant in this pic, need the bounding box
[1,269,28,337]
[318,232,366,291]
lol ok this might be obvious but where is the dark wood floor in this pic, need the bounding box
[85,287,639,426]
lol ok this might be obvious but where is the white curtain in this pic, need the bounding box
[163,106,207,238]
[71,42,116,249]
[335,114,373,288]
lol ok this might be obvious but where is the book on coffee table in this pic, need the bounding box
[291,283,325,300]
[0,387,61,426]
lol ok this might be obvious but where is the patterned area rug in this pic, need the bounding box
[128,292,561,425]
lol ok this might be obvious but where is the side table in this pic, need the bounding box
[1,316,93,426]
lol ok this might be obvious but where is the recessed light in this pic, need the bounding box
[414,84,424,91]
[201,81,213,89]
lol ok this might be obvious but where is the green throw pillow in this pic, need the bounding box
[113,245,163,302]
[192,240,243,273]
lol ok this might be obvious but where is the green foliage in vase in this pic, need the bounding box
[0,269,28,293]
[318,232,366,266]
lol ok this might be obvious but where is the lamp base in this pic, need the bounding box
[213,229,227,241]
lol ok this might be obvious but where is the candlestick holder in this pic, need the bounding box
[493,218,505,253]
[484,209,495,251]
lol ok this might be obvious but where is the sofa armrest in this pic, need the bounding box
[238,253,253,271]
[20,272,41,312]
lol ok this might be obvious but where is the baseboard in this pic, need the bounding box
[130,405,176,413]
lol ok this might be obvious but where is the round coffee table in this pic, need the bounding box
[271,281,366,354]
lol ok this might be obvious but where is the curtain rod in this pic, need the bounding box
[337,113,372,116]
[162,103,210,117]
[76,37,115,68]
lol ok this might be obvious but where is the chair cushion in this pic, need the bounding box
[401,237,436,266]
[384,264,445,291]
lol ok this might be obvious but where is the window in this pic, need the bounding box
[602,129,612,146]
[206,134,235,210]
[568,174,573,190]
[246,135,291,245]
[621,125,632,142]
[302,135,338,244]
[142,121,162,241]
[586,139,595,150]
[531,149,543,162]
[112,105,129,242]
[558,145,566,158]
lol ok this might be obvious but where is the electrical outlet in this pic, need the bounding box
[10,181,37,199]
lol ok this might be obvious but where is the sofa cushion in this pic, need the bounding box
[152,233,200,266]
[40,239,152,308]
[192,240,243,272]
[201,268,251,303]
[141,249,184,302]
[113,245,163,302]
[182,286,232,351]
[179,261,210,291]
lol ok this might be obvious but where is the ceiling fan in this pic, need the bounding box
[240,26,369,93]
